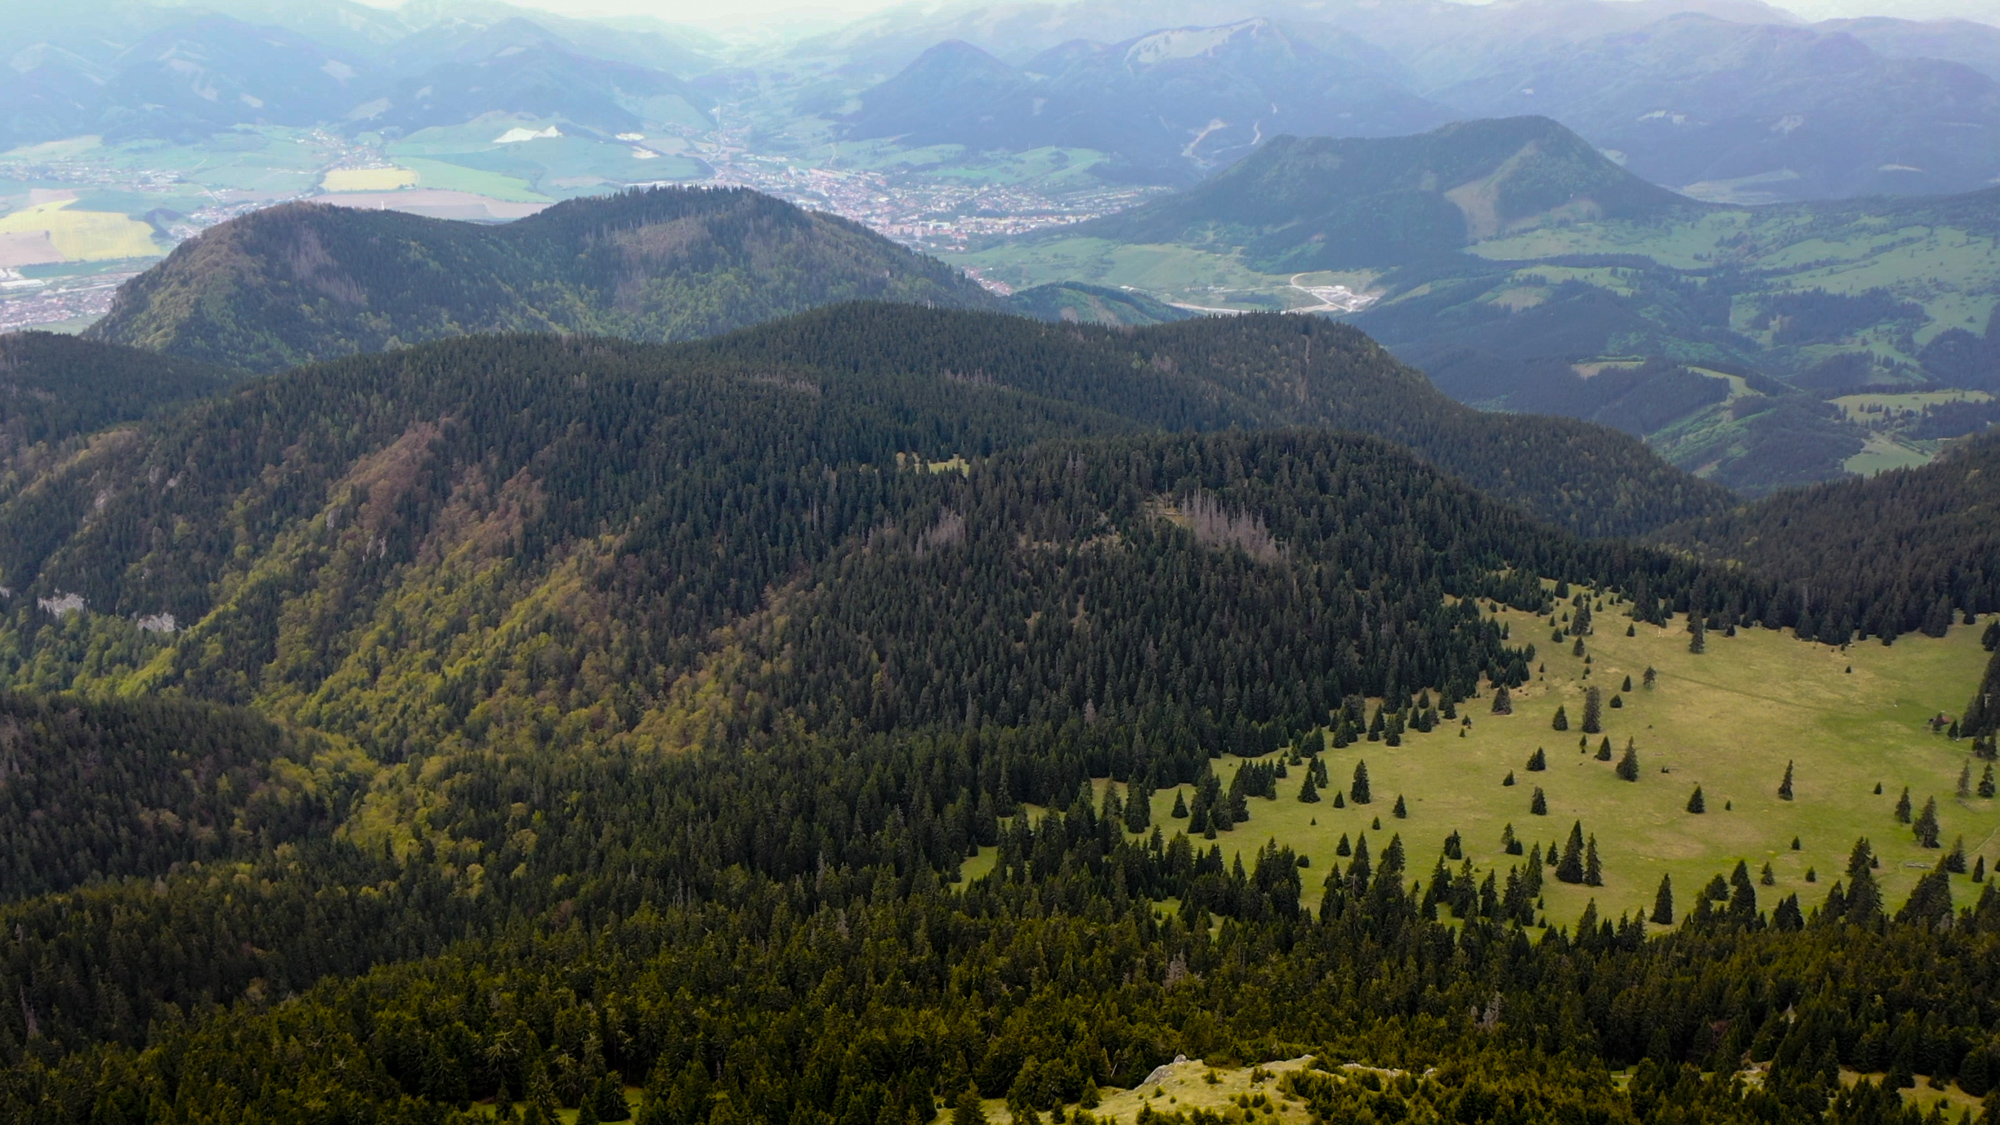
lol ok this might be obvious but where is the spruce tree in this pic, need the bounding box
[1983,763,1997,799]
[1894,787,1912,824]
[1622,675,1634,691]
[1687,785,1706,814]
[1960,762,1974,800]
[1688,616,1707,654]
[1595,736,1612,761]
[1171,791,1189,819]
[1914,797,1941,848]
[1530,787,1548,815]
[1337,833,1351,857]
[1584,834,1602,887]
[1778,760,1794,801]
[954,1091,990,1125]
[1298,773,1320,803]
[1125,782,1152,833]
[1393,794,1408,819]
[1945,836,1968,873]
[1552,705,1569,732]
[1500,823,1520,855]
[1351,760,1372,804]
[1582,687,1603,734]
[1333,790,1346,808]
[1616,741,1639,781]
[1644,666,1658,689]
[1527,747,1547,771]
[1492,685,1513,715]
[1444,830,1463,860]
[1760,862,1775,886]
[1977,855,1988,882]
[1556,822,1585,883]
[1651,873,1675,924]
[1503,769,1516,786]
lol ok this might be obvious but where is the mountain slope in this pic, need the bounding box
[1653,430,2000,641]
[1057,116,1690,270]
[0,332,241,468]
[0,310,1746,774]
[83,187,1004,372]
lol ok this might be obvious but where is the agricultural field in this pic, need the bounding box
[320,166,420,192]
[970,599,1997,931]
[0,195,161,263]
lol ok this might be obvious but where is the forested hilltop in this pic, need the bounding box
[82,187,1004,372]
[1,305,1997,1125]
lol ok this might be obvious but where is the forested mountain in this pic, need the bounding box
[1063,116,1688,270]
[0,333,239,469]
[83,187,1004,372]
[1655,430,2000,640]
[0,310,1732,735]
[686,305,1731,538]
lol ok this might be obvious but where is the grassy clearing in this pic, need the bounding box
[1833,390,1995,423]
[1843,432,1935,477]
[1094,602,1994,927]
[929,1056,1324,1125]
[950,239,1303,311]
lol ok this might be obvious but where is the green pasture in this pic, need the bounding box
[966,602,1996,929]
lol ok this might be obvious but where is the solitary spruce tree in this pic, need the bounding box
[1778,761,1795,801]
[1171,791,1189,818]
[1552,705,1569,732]
[1582,687,1603,734]
[1530,787,1548,816]
[1914,797,1941,848]
[1983,764,1997,799]
[1622,675,1634,692]
[1688,616,1707,654]
[1959,762,1974,800]
[1298,773,1320,803]
[1651,873,1675,924]
[1584,834,1602,886]
[1595,736,1612,762]
[1527,747,1547,771]
[1556,822,1586,884]
[1393,794,1408,819]
[1492,685,1513,715]
[1351,760,1372,805]
[1616,741,1640,782]
[1687,785,1707,814]
[1894,787,1913,824]
[1643,666,1658,689]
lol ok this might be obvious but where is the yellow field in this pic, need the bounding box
[321,166,420,192]
[0,199,159,261]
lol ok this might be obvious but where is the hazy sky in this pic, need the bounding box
[350,0,2000,25]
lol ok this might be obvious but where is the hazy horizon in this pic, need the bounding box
[335,0,2000,31]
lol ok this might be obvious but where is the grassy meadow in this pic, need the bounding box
[964,598,1997,929]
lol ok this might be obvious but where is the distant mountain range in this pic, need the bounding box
[0,1,718,147]
[835,0,2000,200]
[843,20,1454,184]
